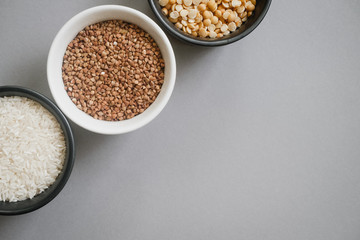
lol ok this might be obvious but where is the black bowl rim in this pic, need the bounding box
[148,0,272,46]
[0,85,75,215]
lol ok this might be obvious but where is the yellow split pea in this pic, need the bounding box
[159,0,256,39]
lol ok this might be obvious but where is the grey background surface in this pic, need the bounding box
[1,0,360,239]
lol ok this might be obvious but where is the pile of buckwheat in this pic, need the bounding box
[159,0,256,38]
[62,20,165,121]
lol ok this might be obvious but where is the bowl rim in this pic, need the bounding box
[148,0,272,46]
[47,5,176,135]
[0,85,75,215]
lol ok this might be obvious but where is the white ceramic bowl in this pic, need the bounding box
[47,5,176,134]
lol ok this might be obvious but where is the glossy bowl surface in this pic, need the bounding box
[48,5,176,134]
[0,86,75,215]
[148,0,272,46]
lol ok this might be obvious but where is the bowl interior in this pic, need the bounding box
[48,5,176,134]
[148,0,271,46]
[0,86,75,215]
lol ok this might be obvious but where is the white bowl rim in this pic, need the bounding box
[47,5,176,135]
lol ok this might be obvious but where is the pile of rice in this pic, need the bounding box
[0,96,66,202]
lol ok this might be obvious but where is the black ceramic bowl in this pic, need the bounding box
[0,86,75,215]
[148,0,271,46]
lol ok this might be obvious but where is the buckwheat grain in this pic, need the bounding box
[62,20,165,121]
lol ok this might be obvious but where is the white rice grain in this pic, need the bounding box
[0,96,66,202]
